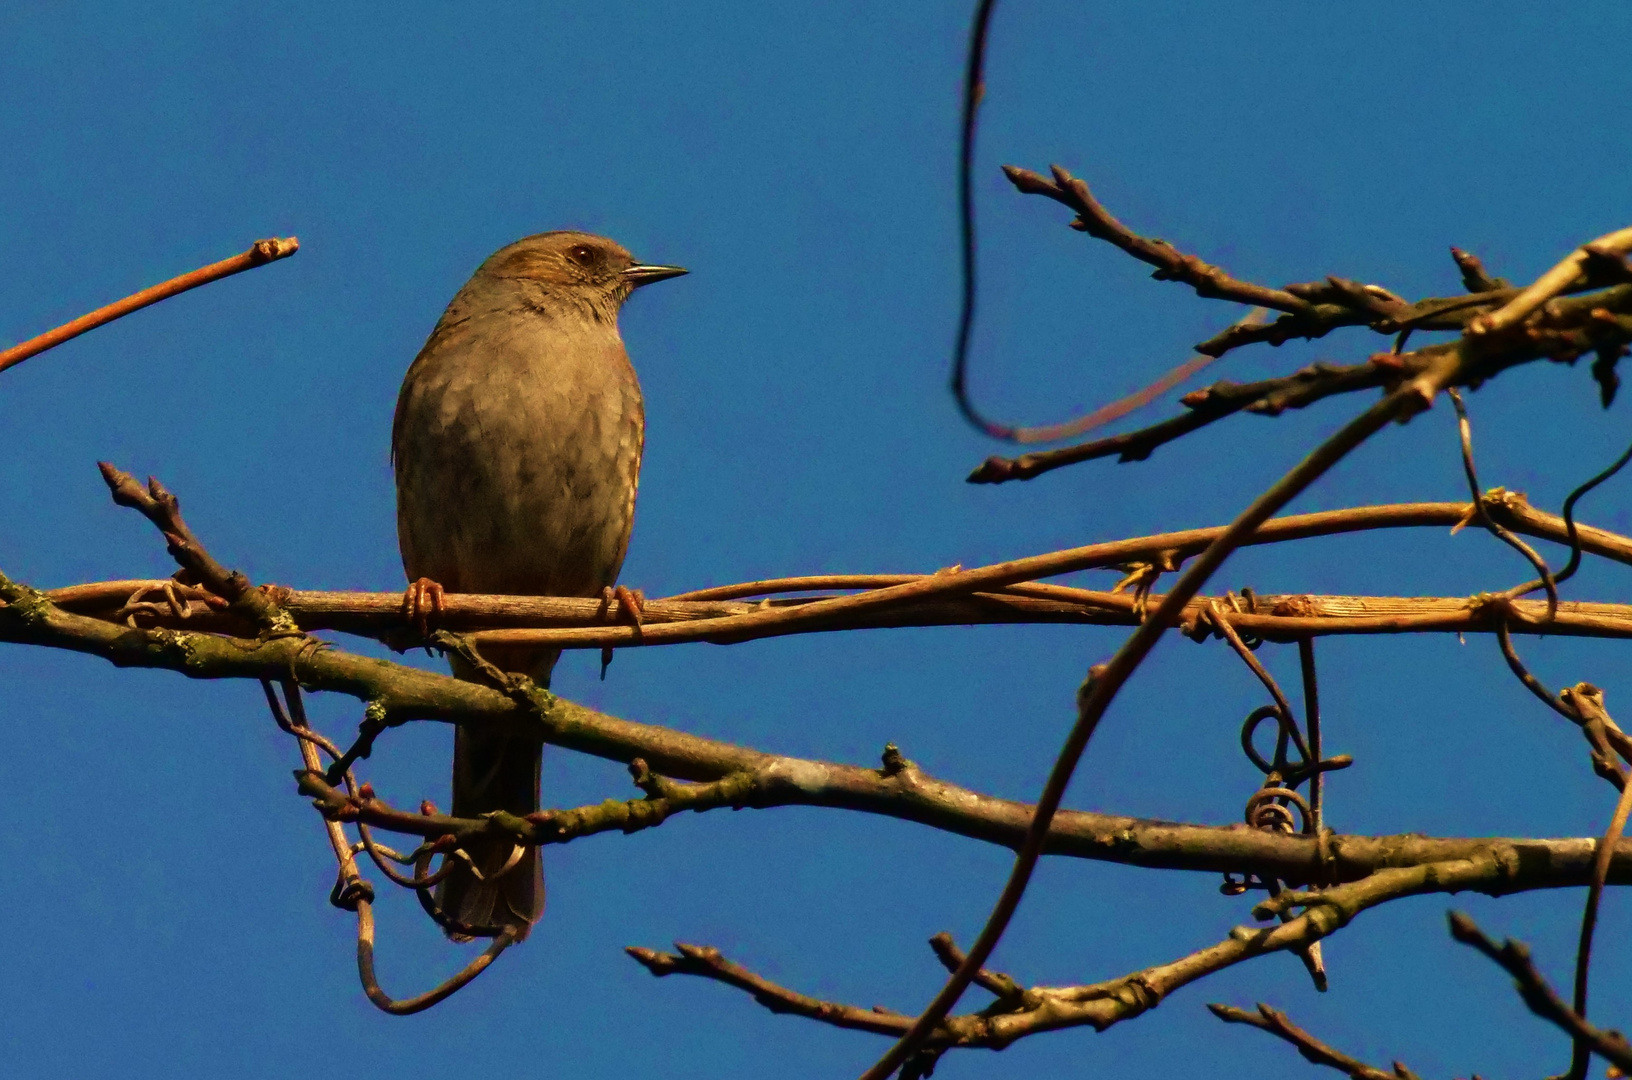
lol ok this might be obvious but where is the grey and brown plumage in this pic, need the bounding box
[392,231,685,939]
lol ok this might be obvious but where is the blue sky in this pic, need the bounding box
[4,3,1632,1077]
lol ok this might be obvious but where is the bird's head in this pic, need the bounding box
[477,231,687,314]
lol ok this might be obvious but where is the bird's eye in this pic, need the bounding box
[567,244,596,266]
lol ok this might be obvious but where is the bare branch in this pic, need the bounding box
[970,277,1632,486]
[640,856,1518,1058]
[1001,165,1316,315]
[1209,1003,1421,1080]
[628,943,915,1037]
[1448,911,1632,1072]
[864,352,1469,1080]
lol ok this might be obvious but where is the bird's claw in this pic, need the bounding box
[402,576,446,639]
[601,584,646,627]
[599,585,646,678]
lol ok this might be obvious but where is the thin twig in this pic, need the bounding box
[1209,602,1310,764]
[927,933,1023,1003]
[1448,911,1632,1072]
[0,238,298,376]
[266,678,515,1013]
[356,903,518,1015]
[968,347,1439,483]
[1208,1002,1421,1080]
[628,943,915,1037]
[1494,621,1577,721]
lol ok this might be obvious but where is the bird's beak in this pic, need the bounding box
[621,263,689,288]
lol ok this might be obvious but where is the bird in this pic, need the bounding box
[391,230,686,940]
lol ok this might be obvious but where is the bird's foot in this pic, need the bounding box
[401,576,446,640]
[598,585,646,679]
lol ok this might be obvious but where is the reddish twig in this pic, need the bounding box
[968,346,1442,483]
[0,238,298,376]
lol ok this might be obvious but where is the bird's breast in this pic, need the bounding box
[393,310,645,598]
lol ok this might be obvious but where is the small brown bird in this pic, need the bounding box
[392,231,686,939]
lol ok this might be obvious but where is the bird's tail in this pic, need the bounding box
[435,645,559,941]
